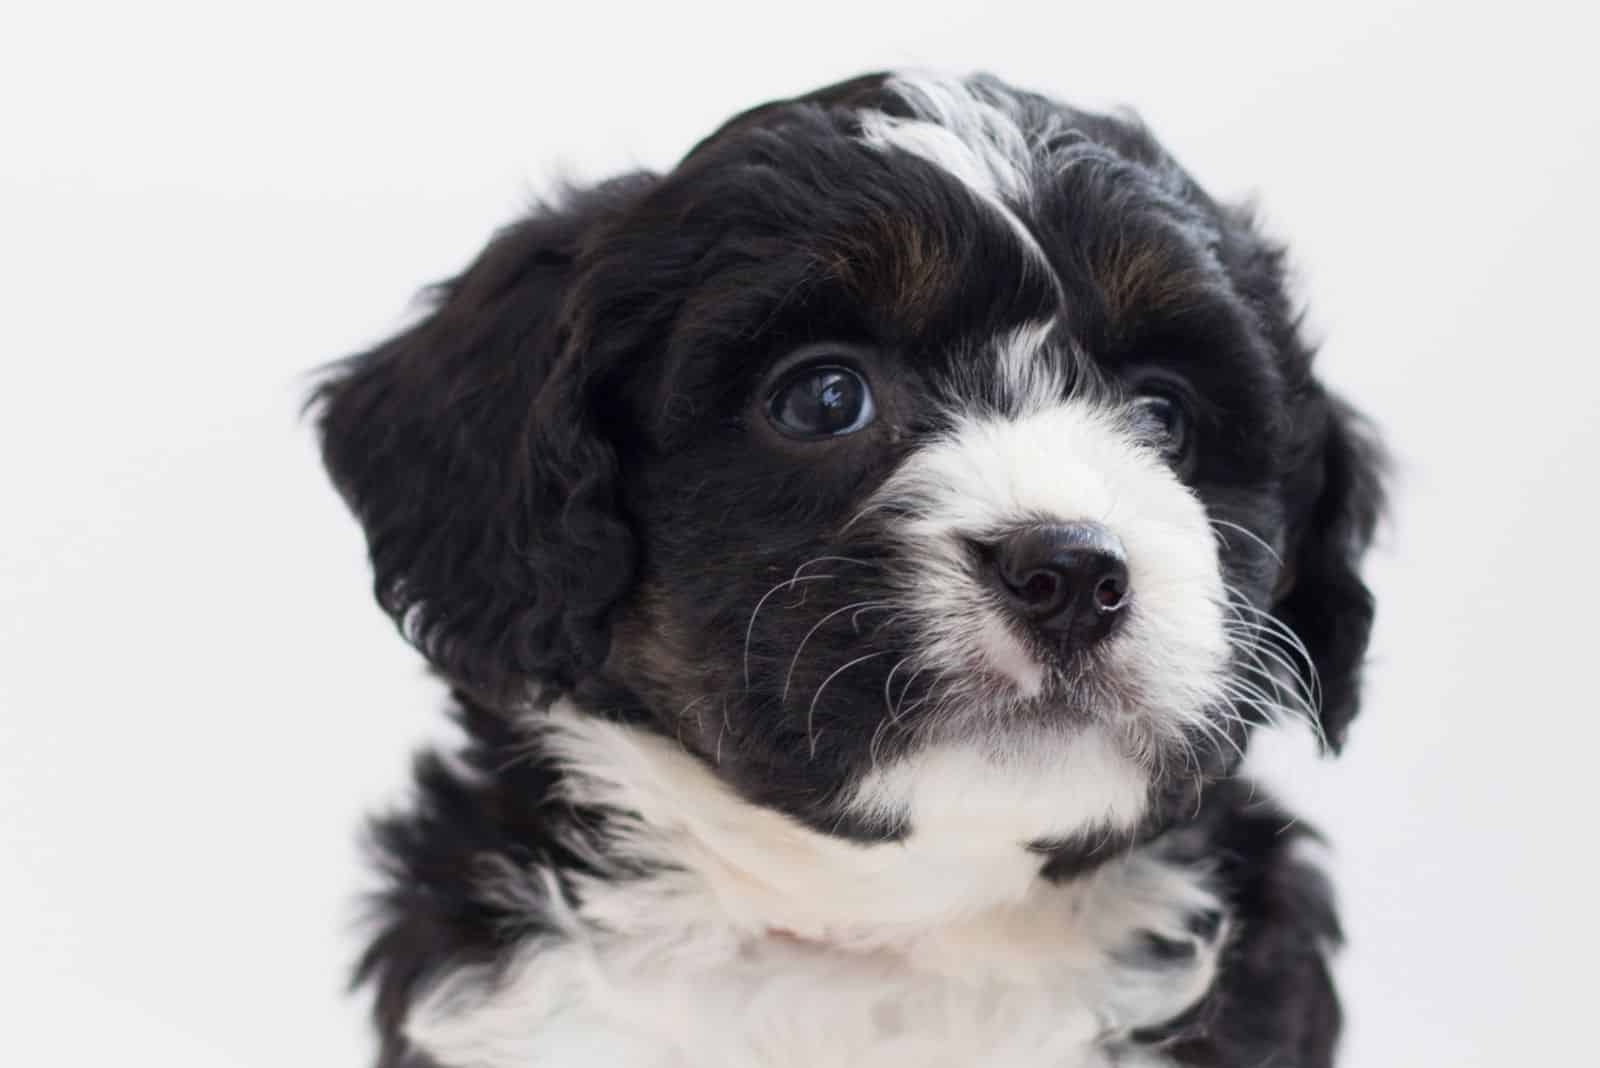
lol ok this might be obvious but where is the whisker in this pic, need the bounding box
[674,693,718,753]
[743,573,835,689]
[781,600,890,703]
[1219,581,1326,740]
[1224,597,1323,710]
[1228,637,1316,711]
[851,603,893,633]
[882,655,911,721]
[1210,518,1283,566]
[893,663,932,723]
[741,556,882,689]
[807,650,894,759]
[715,698,732,766]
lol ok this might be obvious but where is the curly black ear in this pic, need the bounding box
[1273,392,1386,751]
[313,177,650,704]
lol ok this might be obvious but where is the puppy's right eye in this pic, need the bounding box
[767,365,876,439]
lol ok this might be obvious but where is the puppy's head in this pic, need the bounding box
[317,73,1382,853]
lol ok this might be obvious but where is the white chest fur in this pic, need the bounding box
[408,862,1219,1068]
[402,706,1223,1068]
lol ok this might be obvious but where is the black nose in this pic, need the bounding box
[990,523,1130,648]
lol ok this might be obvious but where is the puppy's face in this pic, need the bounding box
[319,73,1381,854]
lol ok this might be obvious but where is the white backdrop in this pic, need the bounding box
[4,3,1596,1065]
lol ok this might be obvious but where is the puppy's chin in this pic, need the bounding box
[842,718,1154,851]
[830,659,1224,863]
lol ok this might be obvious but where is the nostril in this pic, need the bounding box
[1092,570,1129,612]
[1012,568,1064,609]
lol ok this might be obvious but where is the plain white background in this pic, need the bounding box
[3,2,1596,1064]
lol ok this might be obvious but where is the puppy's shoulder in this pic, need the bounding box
[354,696,608,1068]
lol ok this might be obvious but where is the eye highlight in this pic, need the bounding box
[1132,388,1194,470]
[768,364,876,439]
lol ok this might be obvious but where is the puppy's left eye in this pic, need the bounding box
[768,365,876,439]
[1133,389,1193,468]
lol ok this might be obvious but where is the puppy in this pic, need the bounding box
[315,71,1382,1068]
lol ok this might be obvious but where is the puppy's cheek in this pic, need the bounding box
[874,399,1228,729]
[602,589,724,743]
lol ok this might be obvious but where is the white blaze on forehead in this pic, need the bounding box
[857,72,1056,281]
[872,72,1037,202]
[988,318,1070,414]
[885,402,1184,540]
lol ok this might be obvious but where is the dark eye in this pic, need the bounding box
[768,365,876,439]
[1133,389,1193,468]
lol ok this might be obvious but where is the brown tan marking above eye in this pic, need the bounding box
[1095,236,1213,327]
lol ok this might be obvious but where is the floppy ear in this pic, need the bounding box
[313,178,649,704]
[1272,392,1386,751]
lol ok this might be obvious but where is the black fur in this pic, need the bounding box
[315,176,650,704]
[350,696,610,1068]
[1135,781,1345,1067]
[315,71,1383,1067]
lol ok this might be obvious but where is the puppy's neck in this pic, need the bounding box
[530,698,1150,946]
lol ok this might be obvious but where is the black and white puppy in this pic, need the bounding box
[315,72,1383,1068]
